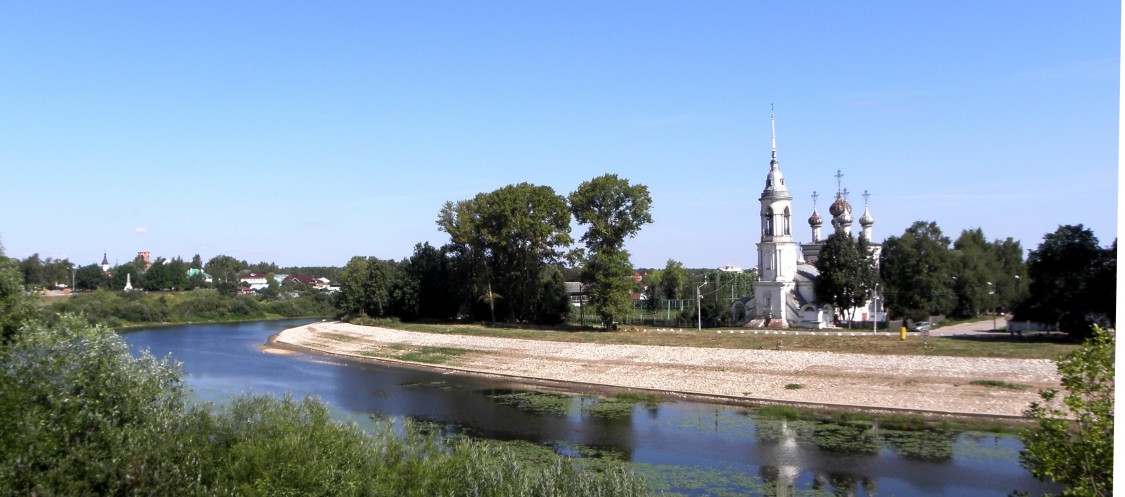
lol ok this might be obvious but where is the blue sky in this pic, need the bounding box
[1,2,1118,269]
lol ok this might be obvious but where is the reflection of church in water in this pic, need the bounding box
[741,112,882,328]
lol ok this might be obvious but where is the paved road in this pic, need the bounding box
[927,316,1009,337]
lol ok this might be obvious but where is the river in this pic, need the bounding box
[123,319,1059,496]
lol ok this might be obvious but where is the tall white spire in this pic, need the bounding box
[770,104,777,161]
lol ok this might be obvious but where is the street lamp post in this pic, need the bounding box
[697,278,708,331]
[873,283,879,334]
[987,281,996,330]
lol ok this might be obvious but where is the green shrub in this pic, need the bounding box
[0,313,648,496]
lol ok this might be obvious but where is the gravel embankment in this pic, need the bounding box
[271,321,1060,418]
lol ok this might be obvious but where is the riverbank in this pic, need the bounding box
[270,321,1061,419]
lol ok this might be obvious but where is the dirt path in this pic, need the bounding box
[270,320,1060,419]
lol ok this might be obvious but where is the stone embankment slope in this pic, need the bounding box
[271,321,1060,418]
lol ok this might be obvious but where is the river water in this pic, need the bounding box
[123,319,1058,496]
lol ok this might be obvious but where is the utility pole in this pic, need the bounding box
[873,283,879,334]
[696,278,708,331]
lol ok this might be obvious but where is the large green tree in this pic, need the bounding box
[569,174,652,329]
[815,231,876,325]
[880,221,956,320]
[438,183,573,323]
[143,257,190,291]
[74,264,110,291]
[400,242,458,321]
[951,228,1000,318]
[335,256,406,318]
[949,229,1028,318]
[205,255,243,284]
[659,259,688,301]
[1019,225,1115,337]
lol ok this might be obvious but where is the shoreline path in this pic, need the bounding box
[270,319,1060,419]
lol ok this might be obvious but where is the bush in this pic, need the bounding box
[0,314,648,496]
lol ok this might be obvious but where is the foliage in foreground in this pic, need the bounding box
[0,315,648,496]
[1019,325,1114,497]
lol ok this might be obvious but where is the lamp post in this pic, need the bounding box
[987,281,996,330]
[696,278,708,331]
[872,283,879,334]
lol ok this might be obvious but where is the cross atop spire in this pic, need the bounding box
[862,190,871,206]
[811,190,819,208]
[834,169,844,194]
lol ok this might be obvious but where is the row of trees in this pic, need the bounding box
[871,221,1115,337]
[13,250,339,294]
[336,175,653,328]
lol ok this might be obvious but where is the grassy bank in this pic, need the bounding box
[40,288,335,328]
[350,318,1078,360]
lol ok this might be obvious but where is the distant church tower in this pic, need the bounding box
[753,109,799,327]
[101,252,110,273]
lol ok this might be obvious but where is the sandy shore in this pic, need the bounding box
[270,321,1061,419]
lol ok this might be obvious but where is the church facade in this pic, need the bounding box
[743,113,882,329]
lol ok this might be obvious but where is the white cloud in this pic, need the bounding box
[134,227,148,234]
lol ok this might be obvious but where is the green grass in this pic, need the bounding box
[320,332,356,342]
[397,346,471,364]
[784,383,805,390]
[349,318,1078,360]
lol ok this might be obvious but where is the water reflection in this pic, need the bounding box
[124,320,1059,497]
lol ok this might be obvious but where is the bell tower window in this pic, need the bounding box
[763,207,774,237]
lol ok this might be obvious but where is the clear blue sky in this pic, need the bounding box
[1,2,1118,269]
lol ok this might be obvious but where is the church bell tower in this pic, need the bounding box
[753,109,798,326]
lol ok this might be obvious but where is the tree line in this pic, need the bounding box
[873,221,1114,338]
[14,250,340,295]
[336,174,653,329]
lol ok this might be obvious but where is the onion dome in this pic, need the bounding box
[859,206,874,227]
[808,208,823,227]
[835,209,853,226]
[828,194,851,217]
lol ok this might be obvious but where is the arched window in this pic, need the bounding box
[763,207,774,237]
[783,207,791,235]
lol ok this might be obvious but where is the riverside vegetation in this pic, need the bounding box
[0,315,647,496]
[39,288,336,328]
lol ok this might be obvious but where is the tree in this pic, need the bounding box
[110,263,141,291]
[401,242,457,320]
[0,243,37,343]
[1019,326,1113,497]
[880,221,956,320]
[438,182,573,323]
[334,256,406,318]
[580,250,635,329]
[569,174,653,329]
[205,255,243,284]
[815,231,873,325]
[143,257,189,291]
[191,254,203,269]
[18,253,44,290]
[1020,225,1115,337]
[951,228,1000,318]
[568,174,653,254]
[74,264,110,291]
[659,259,688,301]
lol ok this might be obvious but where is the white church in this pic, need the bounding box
[741,113,883,329]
